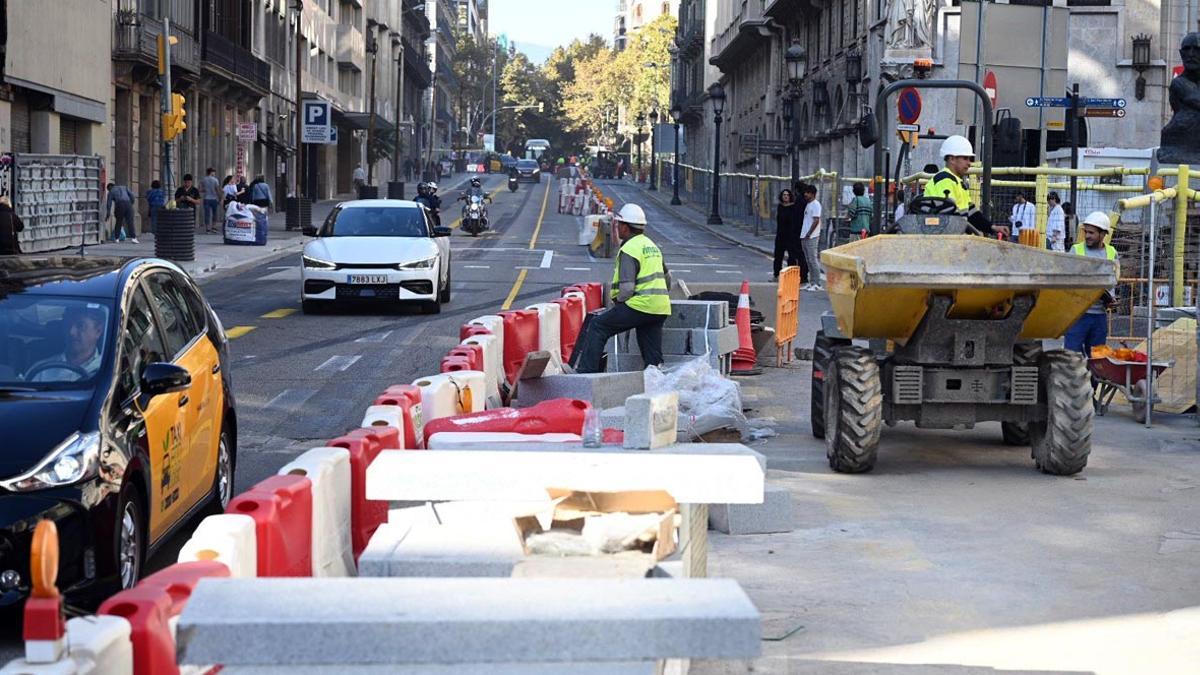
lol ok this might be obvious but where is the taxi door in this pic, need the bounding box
[143,271,217,514]
[120,283,189,543]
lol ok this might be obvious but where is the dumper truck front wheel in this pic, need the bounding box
[825,346,883,473]
[811,330,850,440]
[1030,350,1093,475]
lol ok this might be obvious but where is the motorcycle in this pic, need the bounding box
[507,175,519,192]
[460,193,490,236]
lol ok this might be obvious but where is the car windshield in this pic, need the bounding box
[0,294,112,388]
[517,161,538,170]
[322,207,429,237]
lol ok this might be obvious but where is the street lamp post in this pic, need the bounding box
[366,29,378,187]
[649,109,659,191]
[670,104,682,205]
[707,82,725,225]
[784,39,807,187]
[636,112,645,183]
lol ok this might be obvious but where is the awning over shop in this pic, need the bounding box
[340,111,396,133]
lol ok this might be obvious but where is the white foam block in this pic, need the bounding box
[366,444,765,504]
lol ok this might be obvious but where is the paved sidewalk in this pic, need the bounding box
[609,178,779,258]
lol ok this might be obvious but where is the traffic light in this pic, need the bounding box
[163,93,187,141]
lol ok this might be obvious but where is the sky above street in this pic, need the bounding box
[489,0,613,63]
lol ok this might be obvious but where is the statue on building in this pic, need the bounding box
[1159,33,1200,165]
[885,0,935,52]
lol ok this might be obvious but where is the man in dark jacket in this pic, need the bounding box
[0,196,24,254]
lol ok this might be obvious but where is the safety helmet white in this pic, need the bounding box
[1082,211,1112,232]
[615,203,648,228]
[428,182,438,192]
[939,135,976,159]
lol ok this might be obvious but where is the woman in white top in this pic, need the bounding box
[221,175,242,205]
[1046,191,1066,252]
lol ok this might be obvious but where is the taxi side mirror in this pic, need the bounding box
[141,362,191,397]
[432,226,452,237]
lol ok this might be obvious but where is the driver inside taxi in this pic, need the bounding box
[27,307,105,382]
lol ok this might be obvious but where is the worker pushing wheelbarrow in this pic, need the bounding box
[1087,346,1174,424]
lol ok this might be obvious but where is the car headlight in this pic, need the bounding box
[303,255,336,270]
[399,257,437,270]
[0,431,101,492]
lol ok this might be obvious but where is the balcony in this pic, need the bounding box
[403,37,432,88]
[677,19,705,58]
[113,11,201,77]
[202,31,270,96]
[764,0,806,20]
[709,4,775,71]
[336,24,365,72]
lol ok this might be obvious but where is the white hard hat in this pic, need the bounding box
[615,203,648,228]
[1082,211,1112,232]
[939,135,975,159]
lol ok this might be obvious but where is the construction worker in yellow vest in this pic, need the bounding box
[1064,211,1119,356]
[570,203,672,373]
[923,135,995,235]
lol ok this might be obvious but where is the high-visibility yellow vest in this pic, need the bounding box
[1071,242,1117,259]
[923,167,972,211]
[611,233,671,315]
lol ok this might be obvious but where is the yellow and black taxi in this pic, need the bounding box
[0,256,236,609]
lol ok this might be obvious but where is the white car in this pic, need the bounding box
[300,200,452,313]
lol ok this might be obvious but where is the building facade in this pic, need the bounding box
[616,0,681,51]
[425,0,458,174]
[685,0,1180,221]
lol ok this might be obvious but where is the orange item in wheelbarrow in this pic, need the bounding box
[1091,345,1114,358]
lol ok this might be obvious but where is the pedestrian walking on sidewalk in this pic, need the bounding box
[800,184,824,291]
[1009,192,1035,238]
[848,182,872,236]
[773,189,803,281]
[145,180,166,233]
[221,175,240,206]
[249,175,273,210]
[0,196,24,254]
[353,164,366,191]
[105,182,138,243]
[201,168,221,233]
[570,204,671,374]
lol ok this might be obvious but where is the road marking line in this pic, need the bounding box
[267,266,295,270]
[355,330,394,343]
[673,269,692,273]
[564,266,592,271]
[540,250,554,268]
[315,355,362,372]
[501,181,551,309]
[464,265,490,269]
[501,269,528,310]
[260,308,297,319]
[714,270,744,274]
[266,388,318,411]
[226,326,256,339]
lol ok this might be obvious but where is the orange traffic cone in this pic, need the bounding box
[730,280,762,376]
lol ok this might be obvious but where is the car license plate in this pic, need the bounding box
[348,274,387,284]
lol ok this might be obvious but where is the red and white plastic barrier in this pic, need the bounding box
[98,561,229,675]
[461,334,504,407]
[177,513,258,578]
[525,302,563,374]
[427,432,582,448]
[421,398,591,444]
[498,309,540,384]
[327,428,397,559]
[464,315,505,357]
[225,475,313,577]
[279,447,355,577]
[563,283,604,312]
[361,405,407,442]
[552,294,586,363]
[372,384,424,449]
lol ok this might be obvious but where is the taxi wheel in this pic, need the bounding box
[115,488,145,591]
[213,426,235,509]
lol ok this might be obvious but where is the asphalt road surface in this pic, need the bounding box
[0,172,771,660]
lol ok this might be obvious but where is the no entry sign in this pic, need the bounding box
[897,87,922,125]
[983,70,998,109]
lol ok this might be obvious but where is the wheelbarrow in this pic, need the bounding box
[1087,356,1174,423]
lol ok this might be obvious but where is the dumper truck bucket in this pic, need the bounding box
[820,235,1118,340]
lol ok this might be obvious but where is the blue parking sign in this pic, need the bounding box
[302,101,332,144]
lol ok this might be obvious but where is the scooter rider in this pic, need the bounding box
[923,135,994,235]
[414,182,441,227]
[459,177,492,227]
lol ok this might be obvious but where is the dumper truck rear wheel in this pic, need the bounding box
[810,330,849,439]
[1001,342,1042,446]
[825,346,882,473]
[1030,350,1093,475]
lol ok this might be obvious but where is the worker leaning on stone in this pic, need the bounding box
[923,135,995,235]
[570,203,672,374]
[1064,211,1119,357]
